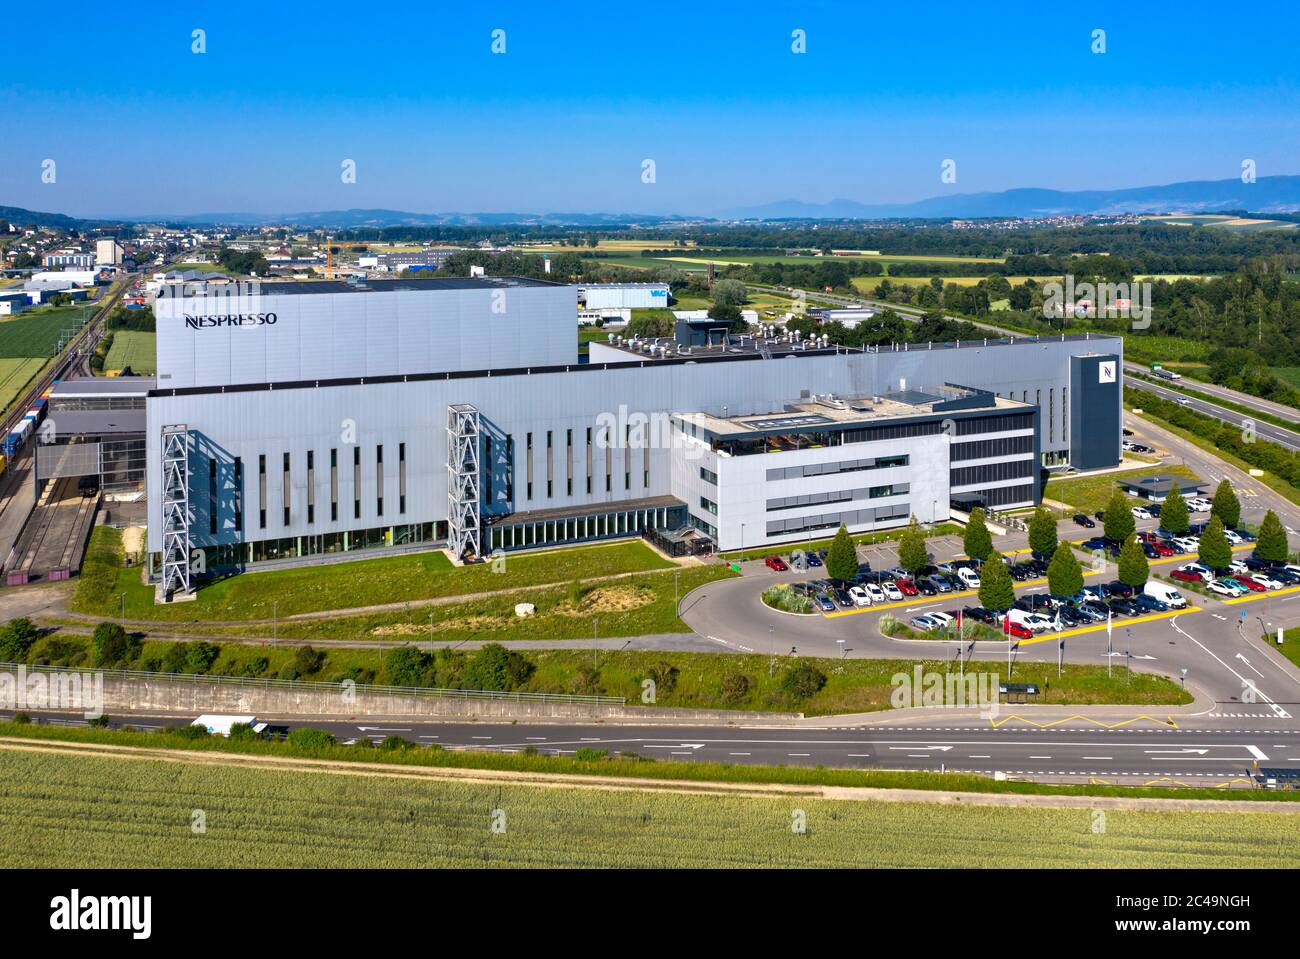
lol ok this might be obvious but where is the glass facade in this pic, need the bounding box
[487,503,687,553]
[198,521,445,568]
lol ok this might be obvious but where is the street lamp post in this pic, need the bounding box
[429,610,434,656]
[119,592,125,628]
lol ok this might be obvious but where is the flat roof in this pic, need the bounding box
[47,410,146,434]
[600,330,1121,363]
[677,388,1030,438]
[52,376,156,397]
[486,494,683,527]
[160,276,561,298]
[1117,475,1205,494]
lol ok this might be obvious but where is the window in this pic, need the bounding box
[700,496,718,515]
[700,466,718,485]
[282,452,291,526]
[258,454,266,529]
[330,448,338,522]
[353,447,361,520]
[526,432,534,501]
[233,457,243,533]
[586,427,593,494]
[306,450,315,524]
[399,442,406,515]
[209,457,217,535]
[376,445,384,517]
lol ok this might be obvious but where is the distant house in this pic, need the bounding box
[1116,475,1206,502]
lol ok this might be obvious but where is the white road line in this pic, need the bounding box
[1246,744,1270,761]
[1082,756,1112,760]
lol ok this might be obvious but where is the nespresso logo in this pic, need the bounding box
[184,313,277,329]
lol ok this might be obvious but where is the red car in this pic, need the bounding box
[764,555,788,572]
[1170,569,1203,583]
[1148,540,1175,557]
[1003,619,1033,640]
[895,578,919,596]
[1234,575,1267,592]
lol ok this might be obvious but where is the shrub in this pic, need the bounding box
[286,728,337,750]
[87,714,110,728]
[11,711,30,725]
[384,646,434,688]
[761,586,814,614]
[573,747,608,761]
[91,622,138,668]
[292,645,325,677]
[183,642,220,674]
[227,722,264,742]
[465,643,535,691]
[647,660,679,695]
[570,663,603,695]
[170,723,210,740]
[719,671,752,704]
[378,735,415,751]
[780,662,827,701]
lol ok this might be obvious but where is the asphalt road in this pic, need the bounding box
[1125,374,1300,452]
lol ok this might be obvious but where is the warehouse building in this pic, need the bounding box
[577,283,670,310]
[127,275,1120,597]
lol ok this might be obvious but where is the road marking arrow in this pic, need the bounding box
[1144,748,1209,755]
[357,727,412,732]
[645,743,706,750]
[1235,653,1264,678]
[889,745,952,752]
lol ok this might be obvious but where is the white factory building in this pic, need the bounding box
[44,275,1122,598]
[577,283,670,310]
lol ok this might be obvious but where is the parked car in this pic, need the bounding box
[927,575,952,593]
[1133,593,1169,613]
[815,593,835,613]
[1073,513,1096,528]
[1142,541,1162,559]
[1207,579,1245,597]
[1233,575,1267,592]
[886,566,910,580]
[848,585,872,607]
[1132,506,1153,520]
[1106,581,1135,598]
[1173,537,1199,553]
[1187,498,1212,512]
[881,580,904,601]
[917,578,938,596]
[1004,620,1034,640]
[1170,569,1203,584]
[1147,539,1175,557]
[910,614,941,632]
[805,552,823,567]
[1224,529,1243,546]
[1079,601,1110,621]
[1143,581,1187,608]
[928,611,955,629]
[1055,606,1086,628]
[1080,537,1109,552]
[1108,597,1140,617]
[1233,528,1256,542]
[896,578,919,596]
[1253,573,1286,590]
[956,567,981,588]
[864,583,887,603]
[765,556,788,572]
[833,586,852,607]
[963,606,997,625]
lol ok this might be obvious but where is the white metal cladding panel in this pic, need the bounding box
[298,292,335,376]
[154,308,194,387]
[458,290,493,370]
[396,290,433,376]
[364,294,400,376]
[487,288,520,369]
[330,294,366,376]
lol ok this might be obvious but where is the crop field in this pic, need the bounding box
[1,746,1294,867]
[0,357,46,414]
[0,306,88,358]
[103,330,156,373]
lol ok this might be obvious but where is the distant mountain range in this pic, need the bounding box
[723,175,1300,220]
[4,175,1300,229]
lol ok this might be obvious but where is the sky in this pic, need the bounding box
[2,0,1298,218]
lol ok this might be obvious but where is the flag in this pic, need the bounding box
[1107,609,1113,637]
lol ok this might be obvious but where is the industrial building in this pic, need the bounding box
[42,252,94,270]
[46,275,1122,597]
[577,283,670,310]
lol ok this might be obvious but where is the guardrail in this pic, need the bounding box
[0,661,627,706]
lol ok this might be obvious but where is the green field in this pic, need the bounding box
[1043,464,1200,514]
[0,304,90,358]
[73,528,678,623]
[0,357,47,417]
[1,746,1293,867]
[103,330,156,374]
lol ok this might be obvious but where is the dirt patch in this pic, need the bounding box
[558,585,656,617]
[372,615,510,637]
[120,526,145,556]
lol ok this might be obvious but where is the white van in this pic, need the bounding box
[957,567,981,588]
[1144,581,1187,609]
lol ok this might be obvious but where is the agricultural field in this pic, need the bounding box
[0,357,47,416]
[1143,214,1297,233]
[1,746,1293,868]
[103,330,156,374]
[0,304,90,358]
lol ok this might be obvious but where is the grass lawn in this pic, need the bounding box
[2,738,1293,867]
[1264,628,1300,669]
[1044,464,1200,514]
[102,330,156,374]
[72,527,677,623]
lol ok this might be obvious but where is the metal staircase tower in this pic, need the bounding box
[160,424,192,597]
[447,404,482,560]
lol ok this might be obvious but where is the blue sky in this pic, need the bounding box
[2,0,1297,217]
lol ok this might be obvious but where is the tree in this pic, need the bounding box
[1027,507,1059,558]
[91,622,138,668]
[1117,534,1150,588]
[826,525,859,583]
[896,516,928,574]
[1198,515,1233,571]
[0,617,41,663]
[1046,542,1084,598]
[1161,485,1190,536]
[1102,489,1136,544]
[707,302,747,332]
[711,278,748,307]
[963,507,994,561]
[465,643,535,691]
[978,554,1015,612]
[779,661,827,700]
[1256,509,1290,564]
[1210,479,1241,529]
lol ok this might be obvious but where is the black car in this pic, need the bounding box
[833,586,852,607]
[917,578,938,596]
[941,573,965,591]
[1108,597,1140,617]
[1094,510,1106,521]
[962,606,996,625]
[1106,581,1135,598]
[1073,513,1096,528]
[1056,606,1085,628]
[1134,594,1169,613]
[1080,537,1108,552]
